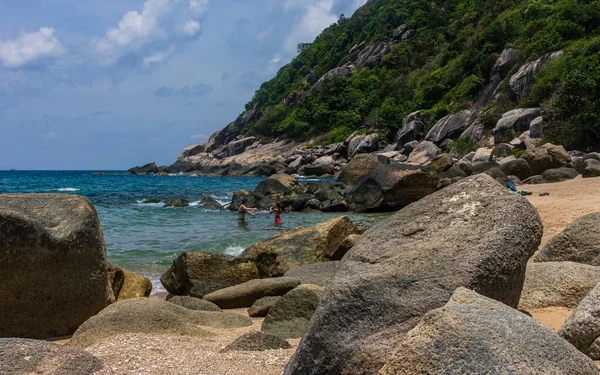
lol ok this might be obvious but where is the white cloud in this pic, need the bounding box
[190,132,209,140]
[269,54,282,64]
[0,28,65,68]
[93,0,209,66]
[281,0,337,55]
[143,45,175,67]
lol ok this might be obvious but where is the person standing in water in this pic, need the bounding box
[270,201,283,225]
[237,198,256,222]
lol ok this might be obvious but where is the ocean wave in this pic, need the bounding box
[134,200,163,207]
[224,245,245,256]
[189,200,201,207]
[149,277,166,295]
[57,187,80,192]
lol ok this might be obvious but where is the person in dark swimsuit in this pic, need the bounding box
[237,198,256,222]
[270,201,283,225]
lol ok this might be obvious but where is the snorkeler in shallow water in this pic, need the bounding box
[237,198,256,223]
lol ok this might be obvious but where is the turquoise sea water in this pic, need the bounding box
[0,171,386,293]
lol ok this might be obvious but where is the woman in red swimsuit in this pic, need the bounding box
[270,201,283,225]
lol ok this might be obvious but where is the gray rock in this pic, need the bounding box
[203,277,301,309]
[168,296,222,311]
[69,298,251,348]
[560,282,600,359]
[499,158,533,181]
[127,162,158,175]
[221,331,291,352]
[406,141,441,164]
[540,167,579,183]
[346,164,439,212]
[240,216,360,277]
[536,212,600,266]
[583,159,600,178]
[396,120,425,148]
[160,252,259,298]
[529,116,544,138]
[471,147,494,164]
[378,288,597,375]
[426,153,454,173]
[493,108,541,144]
[178,142,207,159]
[227,137,256,157]
[0,194,114,339]
[492,48,518,79]
[200,196,223,210]
[254,178,290,197]
[425,110,472,145]
[312,66,356,91]
[302,164,334,177]
[346,135,366,158]
[519,262,600,310]
[521,143,572,175]
[283,174,542,375]
[459,117,485,144]
[0,338,104,375]
[163,197,189,207]
[510,50,564,100]
[495,143,514,157]
[331,234,361,261]
[248,296,281,318]
[262,284,324,339]
[284,261,341,287]
[352,134,380,156]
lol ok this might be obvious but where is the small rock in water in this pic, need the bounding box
[163,197,189,207]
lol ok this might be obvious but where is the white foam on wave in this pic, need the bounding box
[57,187,80,192]
[134,200,163,207]
[189,201,201,207]
[150,277,167,295]
[224,246,245,256]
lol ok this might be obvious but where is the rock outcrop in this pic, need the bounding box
[0,338,104,375]
[337,154,389,187]
[560,282,600,360]
[107,262,152,301]
[262,284,324,339]
[493,108,541,144]
[127,162,158,175]
[406,141,441,164]
[425,110,472,145]
[510,50,564,100]
[518,262,600,310]
[68,298,251,348]
[203,277,301,309]
[240,216,360,277]
[160,252,259,298]
[0,194,114,339]
[521,143,572,175]
[535,212,600,266]
[379,288,597,375]
[283,261,340,287]
[283,174,542,375]
[346,164,439,212]
[168,296,222,311]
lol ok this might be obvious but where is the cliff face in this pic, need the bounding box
[154,0,599,175]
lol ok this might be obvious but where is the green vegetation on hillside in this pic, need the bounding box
[238,0,600,150]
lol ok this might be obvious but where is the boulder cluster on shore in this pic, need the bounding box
[4,172,600,374]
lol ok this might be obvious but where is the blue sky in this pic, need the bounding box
[0,0,367,170]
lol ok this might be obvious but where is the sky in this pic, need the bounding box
[0,0,368,170]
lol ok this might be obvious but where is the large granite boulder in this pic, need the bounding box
[168,296,222,311]
[331,234,360,260]
[240,216,360,277]
[254,178,290,197]
[248,296,281,317]
[493,108,540,144]
[227,137,256,157]
[68,298,251,348]
[283,174,542,375]
[560,282,600,359]
[521,143,572,175]
[378,288,597,375]
[262,284,324,339]
[346,164,439,212]
[539,167,579,183]
[222,332,292,352]
[583,159,600,178]
[518,262,600,310]
[0,338,104,375]
[535,212,600,266]
[283,261,341,287]
[406,141,441,164]
[178,143,207,159]
[337,154,389,188]
[160,252,259,298]
[106,262,152,301]
[127,162,158,175]
[352,134,380,156]
[510,51,564,100]
[425,110,472,145]
[499,158,533,181]
[203,277,301,309]
[0,194,114,339]
[395,111,426,148]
